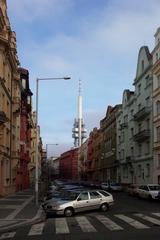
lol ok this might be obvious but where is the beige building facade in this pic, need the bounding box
[0,0,20,196]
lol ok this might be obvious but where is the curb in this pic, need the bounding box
[0,212,45,234]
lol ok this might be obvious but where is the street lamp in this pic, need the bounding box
[35,76,71,205]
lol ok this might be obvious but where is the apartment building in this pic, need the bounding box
[152,27,160,184]
[0,0,20,195]
[100,105,121,182]
[117,46,153,185]
[59,148,78,180]
[117,90,135,184]
[16,68,32,191]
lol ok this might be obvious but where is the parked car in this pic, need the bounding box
[101,182,110,191]
[109,182,123,192]
[137,184,160,200]
[43,189,114,217]
[127,184,139,196]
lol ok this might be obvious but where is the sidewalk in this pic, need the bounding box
[0,189,45,233]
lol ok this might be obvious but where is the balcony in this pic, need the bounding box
[133,130,150,142]
[134,107,151,121]
[120,122,128,129]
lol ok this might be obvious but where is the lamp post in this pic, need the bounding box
[35,76,71,205]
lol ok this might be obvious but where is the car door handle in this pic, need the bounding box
[100,199,102,201]
[86,201,89,203]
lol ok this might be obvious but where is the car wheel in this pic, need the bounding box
[100,203,109,212]
[64,207,74,217]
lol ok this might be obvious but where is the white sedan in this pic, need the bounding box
[137,184,160,200]
[44,189,114,217]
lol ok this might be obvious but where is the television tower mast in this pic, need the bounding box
[72,80,87,147]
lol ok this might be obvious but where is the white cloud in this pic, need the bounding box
[8,0,73,22]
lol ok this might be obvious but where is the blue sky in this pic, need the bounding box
[7,0,160,156]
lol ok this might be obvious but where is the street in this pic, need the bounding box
[0,192,160,240]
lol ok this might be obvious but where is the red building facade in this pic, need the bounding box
[59,148,78,180]
[16,68,32,190]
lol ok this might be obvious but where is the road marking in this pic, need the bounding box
[5,196,34,220]
[96,215,123,231]
[76,216,97,232]
[0,232,16,239]
[0,205,17,209]
[28,223,45,236]
[55,218,70,234]
[152,213,160,218]
[0,199,25,201]
[115,214,149,229]
[135,213,160,225]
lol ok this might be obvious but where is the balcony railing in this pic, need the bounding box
[134,107,151,121]
[133,130,150,142]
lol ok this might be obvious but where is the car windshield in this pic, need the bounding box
[148,185,160,191]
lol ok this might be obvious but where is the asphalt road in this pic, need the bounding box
[0,192,160,240]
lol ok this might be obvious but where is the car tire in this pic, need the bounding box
[100,203,109,212]
[64,207,74,217]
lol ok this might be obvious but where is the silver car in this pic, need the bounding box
[44,189,114,217]
[137,184,160,200]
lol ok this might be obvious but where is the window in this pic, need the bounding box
[145,75,150,87]
[138,103,141,111]
[138,165,141,177]
[146,97,150,107]
[121,149,124,159]
[157,126,160,142]
[146,142,150,154]
[78,192,89,201]
[156,101,160,115]
[130,109,134,117]
[146,119,150,130]
[98,190,110,197]
[138,84,141,95]
[124,115,128,123]
[131,128,134,137]
[89,191,101,199]
[146,164,150,177]
[141,60,144,72]
[138,123,142,132]
[22,79,26,89]
[157,154,160,168]
[138,144,142,156]
[131,147,134,157]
